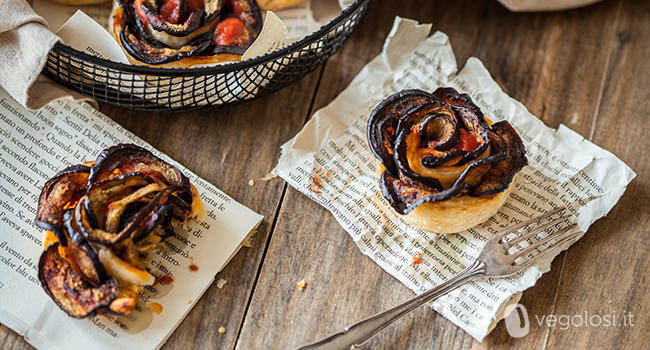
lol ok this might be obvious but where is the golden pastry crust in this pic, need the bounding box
[368,88,527,234]
[375,159,512,233]
[257,0,305,11]
[400,183,512,233]
[47,0,110,4]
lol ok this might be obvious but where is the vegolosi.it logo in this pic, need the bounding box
[504,304,530,337]
[504,303,635,338]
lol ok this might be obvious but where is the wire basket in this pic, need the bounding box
[43,0,370,112]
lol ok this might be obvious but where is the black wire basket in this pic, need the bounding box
[43,0,370,112]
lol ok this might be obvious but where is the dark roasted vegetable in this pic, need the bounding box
[368,87,527,218]
[36,143,202,318]
[35,165,91,246]
[39,243,119,318]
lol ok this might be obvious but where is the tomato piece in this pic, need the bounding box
[454,128,480,152]
[213,17,246,46]
[160,0,181,24]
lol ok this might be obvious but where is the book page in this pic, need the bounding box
[273,17,635,341]
[0,86,263,350]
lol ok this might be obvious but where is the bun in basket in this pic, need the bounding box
[367,88,527,234]
[257,0,305,11]
[111,0,262,67]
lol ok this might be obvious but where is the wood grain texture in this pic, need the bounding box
[99,69,321,350]
[2,0,646,349]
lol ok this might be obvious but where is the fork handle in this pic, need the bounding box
[292,259,486,350]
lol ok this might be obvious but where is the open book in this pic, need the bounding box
[0,86,262,350]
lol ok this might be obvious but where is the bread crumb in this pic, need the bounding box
[297,279,307,291]
[216,278,228,289]
[218,326,226,334]
[248,179,255,186]
[261,173,277,181]
[242,235,254,248]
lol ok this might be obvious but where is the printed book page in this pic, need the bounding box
[0,86,263,350]
[273,17,636,340]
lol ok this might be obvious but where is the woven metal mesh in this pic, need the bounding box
[43,0,370,112]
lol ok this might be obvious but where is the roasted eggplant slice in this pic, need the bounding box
[35,143,203,318]
[63,210,109,287]
[35,165,90,246]
[89,144,190,195]
[39,243,119,318]
[368,88,528,233]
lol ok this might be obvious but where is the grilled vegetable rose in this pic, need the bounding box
[112,0,262,66]
[367,88,527,233]
[36,144,205,317]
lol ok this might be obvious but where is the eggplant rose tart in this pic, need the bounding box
[35,144,206,318]
[367,88,528,234]
[111,0,263,67]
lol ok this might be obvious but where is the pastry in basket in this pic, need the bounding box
[257,0,305,11]
[36,144,206,318]
[111,0,263,67]
[367,88,527,234]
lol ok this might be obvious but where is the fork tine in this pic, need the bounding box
[512,222,578,261]
[496,207,567,243]
[514,226,582,270]
[504,214,572,249]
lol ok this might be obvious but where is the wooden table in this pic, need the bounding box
[2,0,649,348]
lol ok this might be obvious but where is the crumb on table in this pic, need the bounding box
[297,279,307,291]
[218,326,226,334]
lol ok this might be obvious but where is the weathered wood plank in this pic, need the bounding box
[98,69,321,350]
[0,327,33,350]
[542,0,650,348]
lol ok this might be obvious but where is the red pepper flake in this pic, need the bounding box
[411,252,421,265]
[309,176,323,194]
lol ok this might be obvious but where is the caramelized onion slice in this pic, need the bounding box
[39,243,119,318]
[98,246,155,286]
[120,22,213,64]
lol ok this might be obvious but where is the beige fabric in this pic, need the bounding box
[0,0,96,110]
[498,0,604,12]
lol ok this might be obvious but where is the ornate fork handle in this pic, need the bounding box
[293,259,486,350]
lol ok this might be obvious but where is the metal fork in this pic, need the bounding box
[293,207,581,350]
